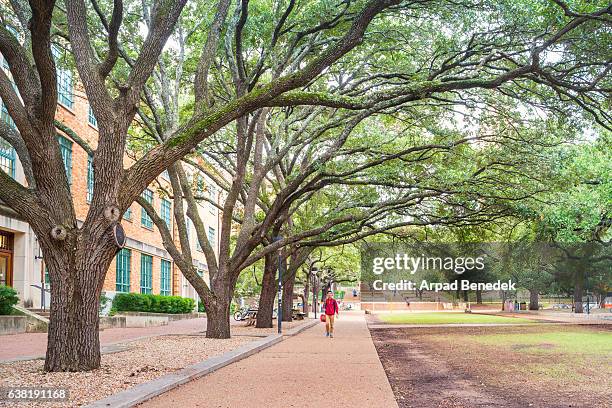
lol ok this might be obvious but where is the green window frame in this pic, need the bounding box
[1,100,15,130]
[123,207,132,220]
[86,155,94,202]
[51,46,73,109]
[0,138,15,179]
[88,105,97,127]
[196,175,205,195]
[140,189,154,229]
[57,68,74,109]
[140,253,153,294]
[160,259,171,296]
[115,248,131,293]
[161,198,171,228]
[57,135,73,186]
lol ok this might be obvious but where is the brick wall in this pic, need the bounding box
[54,84,194,298]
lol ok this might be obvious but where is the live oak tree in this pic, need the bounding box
[0,0,609,371]
[530,136,611,312]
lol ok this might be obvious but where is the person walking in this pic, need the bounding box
[323,290,339,338]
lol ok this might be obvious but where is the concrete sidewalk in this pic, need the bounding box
[141,311,398,408]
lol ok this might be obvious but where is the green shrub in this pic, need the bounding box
[112,293,195,314]
[197,299,206,312]
[0,285,19,315]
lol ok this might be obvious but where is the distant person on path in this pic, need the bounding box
[324,290,339,338]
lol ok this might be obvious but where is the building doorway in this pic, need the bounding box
[0,230,14,287]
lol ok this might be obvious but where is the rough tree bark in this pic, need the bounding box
[528,289,539,311]
[282,272,295,322]
[255,253,277,328]
[204,282,232,338]
[573,271,584,314]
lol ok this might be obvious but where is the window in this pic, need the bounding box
[208,184,217,214]
[161,170,169,180]
[140,254,152,294]
[57,69,73,108]
[0,138,15,179]
[43,265,49,284]
[208,227,216,248]
[53,47,74,109]
[1,101,15,129]
[86,155,94,202]
[140,189,154,229]
[160,259,171,296]
[196,231,202,252]
[0,54,19,129]
[115,248,131,293]
[196,176,205,195]
[88,106,97,128]
[185,217,191,241]
[123,207,132,220]
[57,135,73,186]
[0,52,8,70]
[161,199,171,228]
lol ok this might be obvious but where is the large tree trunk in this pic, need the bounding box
[45,265,101,371]
[312,278,320,314]
[573,271,584,314]
[529,289,539,310]
[42,235,116,372]
[256,253,276,328]
[476,289,483,304]
[282,272,295,322]
[205,296,231,338]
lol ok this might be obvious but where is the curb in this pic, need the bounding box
[284,319,318,336]
[85,333,282,408]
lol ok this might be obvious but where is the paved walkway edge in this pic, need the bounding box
[84,319,318,408]
[284,319,318,336]
[85,333,283,408]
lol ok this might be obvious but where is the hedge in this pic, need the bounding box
[0,285,19,315]
[112,293,195,314]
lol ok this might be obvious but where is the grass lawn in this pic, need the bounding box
[470,330,611,355]
[377,312,537,325]
[424,325,612,386]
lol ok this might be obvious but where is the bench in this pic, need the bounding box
[292,310,306,320]
[244,309,257,326]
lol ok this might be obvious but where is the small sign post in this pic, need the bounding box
[274,236,283,334]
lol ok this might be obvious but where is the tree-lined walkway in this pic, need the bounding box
[141,311,398,408]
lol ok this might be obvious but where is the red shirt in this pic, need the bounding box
[324,298,339,316]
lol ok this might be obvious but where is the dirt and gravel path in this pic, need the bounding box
[0,318,209,361]
[0,317,310,362]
